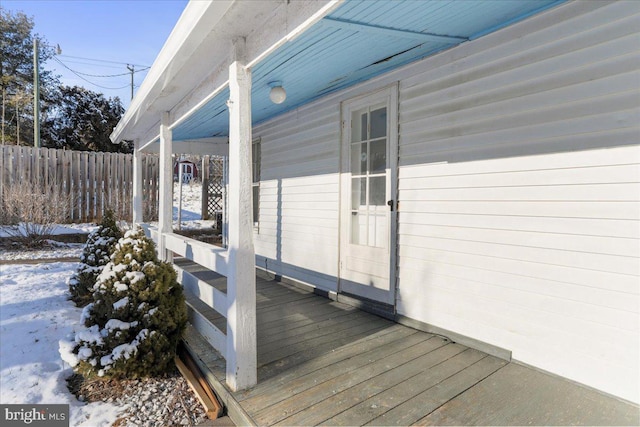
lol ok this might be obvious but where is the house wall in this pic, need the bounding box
[254,101,342,291]
[252,0,639,403]
[395,0,639,404]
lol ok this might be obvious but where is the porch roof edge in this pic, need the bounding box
[110,0,235,144]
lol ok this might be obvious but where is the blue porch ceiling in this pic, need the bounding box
[172,0,563,141]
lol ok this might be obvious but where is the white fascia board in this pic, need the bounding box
[110,0,235,143]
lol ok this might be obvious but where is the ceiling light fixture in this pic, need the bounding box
[268,81,286,104]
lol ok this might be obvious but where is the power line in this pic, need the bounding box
[55,57,150,78]
[53,57,132,90]
[57,59,132,70]
[57,54,150,68]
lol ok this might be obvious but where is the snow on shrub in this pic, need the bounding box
[60,229,187,378]
[68,210,122,306]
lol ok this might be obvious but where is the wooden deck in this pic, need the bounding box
[177,261,639,426]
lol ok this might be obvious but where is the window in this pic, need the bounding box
[252,138,261,225]
[349,104,388,247]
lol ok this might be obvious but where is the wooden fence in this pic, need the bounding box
[0,145,159,223]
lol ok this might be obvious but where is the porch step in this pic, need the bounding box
[182,324,257,427]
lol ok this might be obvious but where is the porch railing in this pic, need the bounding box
[144,225,229,357]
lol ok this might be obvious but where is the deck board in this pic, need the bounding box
[366,355,506,426]
[258,320,390,377]
[257,309,371,351]
[271,339,460,426]
[255,338,445,426]
[181,266,639,426]
[280,343,470,426]
[244,331,432,415]
[237,325,415,402]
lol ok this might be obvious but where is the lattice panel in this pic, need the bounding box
[206,157,224,218]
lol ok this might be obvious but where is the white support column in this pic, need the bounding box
[158,112,173,261]
[226,37,257,391]
[132,139,144,227]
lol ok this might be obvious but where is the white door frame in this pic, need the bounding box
[338,83,399,307]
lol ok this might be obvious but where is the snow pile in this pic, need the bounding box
[62,229,187,379]
[0,262,124,426]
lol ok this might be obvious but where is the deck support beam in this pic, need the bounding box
[158,111,173,261]
[225,37,257,391]
[132,139,144,226]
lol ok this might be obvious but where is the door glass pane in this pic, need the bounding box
[369,176,386,206]
[351,177,366,210]
[370,107,386,139]
[351,142,367,175]
[351,110,367,142]
[370,139,386,173]
[350,144,360,175]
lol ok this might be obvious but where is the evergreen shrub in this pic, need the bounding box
[68,210,122,306]
[60,229,187,378]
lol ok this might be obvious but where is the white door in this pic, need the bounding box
[339,85,398,306]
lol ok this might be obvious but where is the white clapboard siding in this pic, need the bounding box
[254,99,340,291]
[395,0,639,404]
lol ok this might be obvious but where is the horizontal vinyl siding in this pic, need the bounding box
[396,1,639,404]
[400,3,638,164]
[254,100,341,291]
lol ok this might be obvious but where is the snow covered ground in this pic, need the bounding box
[0,261,123,426]
[0,182,214,262]
[172,180,216,231]
[0,182,213,426]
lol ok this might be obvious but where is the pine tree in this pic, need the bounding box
[1,7,59,146]
[49,85,129,152]
[61,229,187,378]
[68,210,122,306]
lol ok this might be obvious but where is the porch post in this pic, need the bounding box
[132,139,144,226]
[158,112,173,261]
[226,37,257,391]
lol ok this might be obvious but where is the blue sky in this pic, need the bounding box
[2,0,189,109]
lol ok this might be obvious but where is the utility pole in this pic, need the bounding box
[33,38,40,148]
[127,64,134,101]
